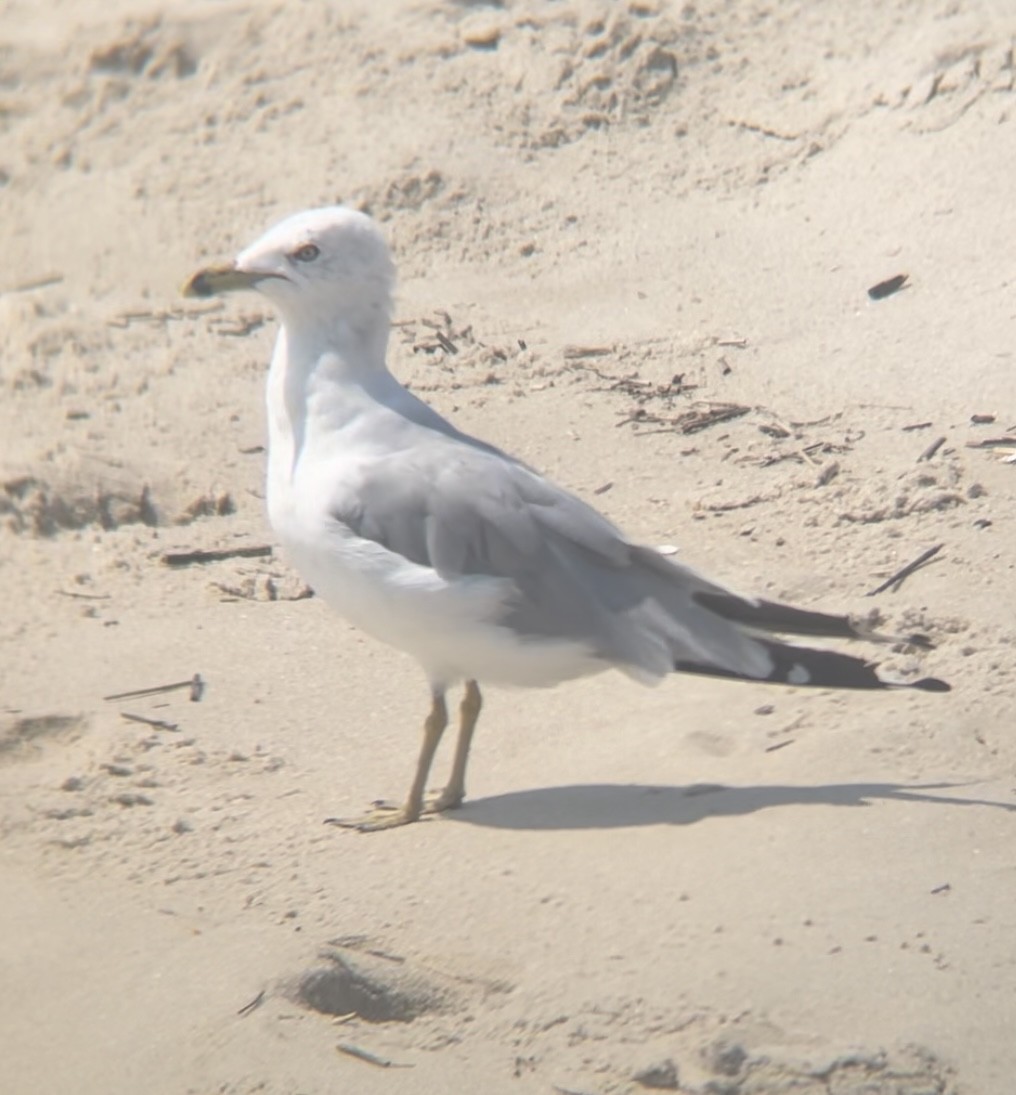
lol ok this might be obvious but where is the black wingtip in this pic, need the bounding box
[910,676,951,692]
[675,641,952,695]
[694,593,940,653]
[694,592,859,641]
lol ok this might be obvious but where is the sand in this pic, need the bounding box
[2,1,1015,1092]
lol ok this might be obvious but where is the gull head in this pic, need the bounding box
[182,206,395,343]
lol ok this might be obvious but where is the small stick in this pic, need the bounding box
[868,273,909,300]
[237,989,266,1017]
[677,403,750,434]
[762,412,796,434]
[701,493,769,513]
[434,330,458,354]
[120,712,180,732]
[918,436,947,462]
[5,273,64,294]
[732,119,799,141]
[796,445,819,468]
[104,674,204,702]
[902,421,933,432]
[965,437,1016,449]
[791,412,844,428]
[57,589,111,601]
[336,1043,413,1069]
[162,545,272,567]
[563,344,614,359]
[866,543,944,597]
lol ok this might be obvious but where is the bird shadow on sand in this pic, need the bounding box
[446,781,1016,831]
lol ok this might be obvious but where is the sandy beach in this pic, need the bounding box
[2,2,1015,1091]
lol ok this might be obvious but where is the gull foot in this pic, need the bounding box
[366,789,464,815]
[425,788,464,813]
[324,802,422,832]
[324,788,465,832]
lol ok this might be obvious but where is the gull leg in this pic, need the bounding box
[327,690,448,832]
[429,680,482,813]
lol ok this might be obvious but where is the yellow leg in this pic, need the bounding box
[430,680,482,812]
[327,691,448,832]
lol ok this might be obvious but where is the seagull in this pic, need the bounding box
[183,206,949,831]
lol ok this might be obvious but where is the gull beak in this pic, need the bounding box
[181,263,273,298]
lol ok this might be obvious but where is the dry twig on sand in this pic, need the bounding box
[867,543,944,596]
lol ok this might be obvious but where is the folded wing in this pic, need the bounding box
[330,438,949,693]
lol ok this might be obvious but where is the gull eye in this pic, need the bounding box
[292,243,320,263]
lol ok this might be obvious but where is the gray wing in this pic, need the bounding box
[329,438,772,681]
[329,435,949,691]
